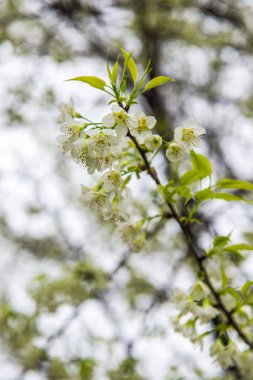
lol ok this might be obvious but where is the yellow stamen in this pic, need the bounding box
[113,111,129,125]
[137,117,149,133]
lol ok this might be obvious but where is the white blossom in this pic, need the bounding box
[91,130,119,157]
[101,170,122,192]
[80,186,109,214]
[189,281,210,301]
[71,128,121,174]
[145,134,162,151]
[129,112,156,142]
[170,288,186,304]
[102,201,127,221]
[59,114,84,145]
[99,152,117,172]
[166,141,185,162]
[57,134,73,154]
[102,104,132,138]
[57,99,75,123]
[210,340,237,368]
[103,188,132,221]
[173,320,199,343]
[116,222,146,253]
[234,351,253,378]
[71,139,100,174]
[170,288,198,315]
[57,107,84,153]
[195,304,219,323]
[174,120,206,153]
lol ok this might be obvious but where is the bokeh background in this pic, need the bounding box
[1,1,253,379]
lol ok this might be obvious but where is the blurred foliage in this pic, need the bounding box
[1,0,253,379]
[29,261,108,311]
[107,358,144,380]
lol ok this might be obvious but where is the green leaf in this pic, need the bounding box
[176,186,192,204]
[195,188,214,203]
[179,152,212,186]
[220,287,241,302]
[213,235,231,249]
[195,189,244,204]
[223,247,244,259]
[143,76,175,92]
[212,193,244,202]
[208,234,232,256]
[119,48,138,83]
[221,267,228,288]
[216,178,253,192]
[190,151,212,177]
[244,292,253,305]
[66,76,106,91]
[111,61,119,84]
[225,244,253,251]
[159,181,176,203]
[121,79,127,92]
[106,49,112,81]
[179,170,203,186]
[241,281,253,296]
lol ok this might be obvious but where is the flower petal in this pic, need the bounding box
[115,124,128,138]
[146,116,156,129]
[174,126,183,142]
[111,104,122,112]
[102,114,115,127]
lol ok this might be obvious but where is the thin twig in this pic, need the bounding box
[125,120,253,350]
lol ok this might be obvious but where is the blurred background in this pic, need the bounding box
[1,0,253,379]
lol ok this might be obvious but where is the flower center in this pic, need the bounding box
[182,128,196,143]
[170,144,182,154]
[152,137,160,146]
[137,117,149,133]
[95,132,108,143]
[108,171,120,183]
[113,111,129,125]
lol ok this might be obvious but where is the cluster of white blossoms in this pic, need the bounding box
[57,102,164,252]
[115,221,146,253]
[57,101,205,252]
[58,102,161,169]
[234,351,253,378]
[171,283,219,325]
[170,282,220,345]
[101,104,161,149]
[210,339,238,368]
[170,284,251,370]
[166,119,206,162]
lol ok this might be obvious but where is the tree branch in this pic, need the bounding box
[127,127,253,351]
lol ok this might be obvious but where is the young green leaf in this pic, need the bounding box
[106,49,112,81]
[220,287,241,303]
[225,244,253,251]
[179,152,212,186]
[179,170,202,186]
[212,193,244,202]
[216,178,253,192]
[190,151,212,177]
[111,61,119,84]
[195,188,214,203]
[223,247,244,259]
[143,76,175,92]
[213,235,231,249]
[119,47,138,83]
[176,186,192,204]
[241,281,253,296]
[195,189,244,204]
[66,76,106,91]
